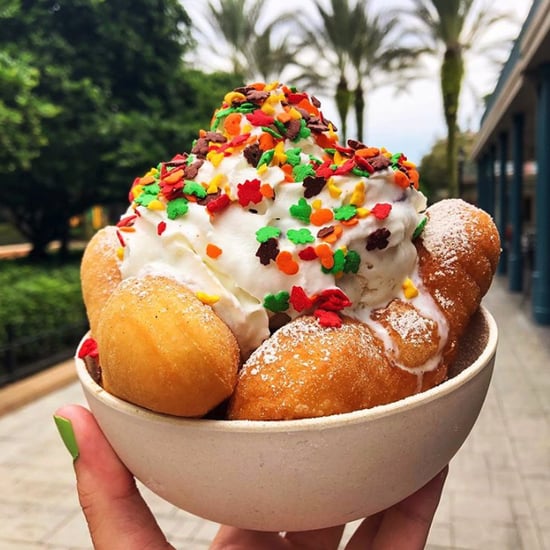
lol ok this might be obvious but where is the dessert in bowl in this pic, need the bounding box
[76,81,500,530]
[75,306,497,532]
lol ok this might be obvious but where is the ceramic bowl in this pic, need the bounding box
[75,306,497,532]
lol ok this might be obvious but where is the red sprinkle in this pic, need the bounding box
[117,214,138,227]
[157,221,167,236]
[314,309,342,328]
[290,286,314,312]
[115,230,125,247]
[371,203,392,220]
[298,246,318,260]
[237,179,263,206]
[315,288,352,311]
[78,338,99,359]
[206,193,230,214]
[246,110,275,126]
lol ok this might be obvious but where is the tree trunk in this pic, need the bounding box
[335,75,351,143]
[354,83,365,142]
[441,46,464,197]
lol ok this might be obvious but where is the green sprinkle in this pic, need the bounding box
[289,197,312,223]
[212,107,236,130]
[334,204,357,221]
[274,119,287,135]
[413,216,427,239]
[322,248,346,274]
[134,193,157,207]
[258,149,275,167]
[285,148,302,166]
[142,182,160,195]
[287,228,315,245]
[263,291,290,312]
[183,181,207,198]
[351,167,372,178]
[256,226,281,243]
[167,197,189,219]
[297,119,311,140]
[236,102,256,113]
[261,126,283,139]
[343,250,361,273]
[292,163,316,182]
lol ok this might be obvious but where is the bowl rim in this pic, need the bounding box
[76,305,498,433]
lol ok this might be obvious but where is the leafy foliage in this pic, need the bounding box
[0,0,239,258]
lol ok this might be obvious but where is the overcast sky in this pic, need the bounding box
[184,0,533,163]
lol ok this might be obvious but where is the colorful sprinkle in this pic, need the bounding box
[276,250,299,275]
[263,291,290,312]
[256,226,281,243]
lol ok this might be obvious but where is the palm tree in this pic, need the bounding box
[405,0,511,197]
[204,0,297,83]
[295,0,422,143]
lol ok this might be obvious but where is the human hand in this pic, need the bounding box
[54,404,447,550]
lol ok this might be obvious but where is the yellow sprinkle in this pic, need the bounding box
[402,278,419,299]
[350,181,366,207]
[356,207,370,218]
[312,199,322,209]
[261,102,275,115]
[242,123,253,134]
[265,80,280,91]
[288,107,302,119]
[224,91,246,104]
[116,247,124,260]
[257,163,268,175]
[207,151,224,167]
[147,199,165,211]
[327,177,342,198]
[273,141,287,164]
[196,292,220,306]
[131,184,143,199]
[328,123,337,139]
[207,173,225,194]
[333,150,344,165]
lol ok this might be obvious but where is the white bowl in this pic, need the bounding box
[75,306,497,532]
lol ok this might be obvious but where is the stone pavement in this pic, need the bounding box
[0,277,549,549]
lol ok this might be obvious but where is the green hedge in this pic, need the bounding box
[0,258,87,374]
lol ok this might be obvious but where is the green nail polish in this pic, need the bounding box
[54,415,79,460]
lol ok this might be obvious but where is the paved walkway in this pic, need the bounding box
[0,277,549,549]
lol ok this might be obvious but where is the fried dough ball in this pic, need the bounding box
[228,316,421,420]
[80,226,121,336]
[96,275,240,417]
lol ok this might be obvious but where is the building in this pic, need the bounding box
[472,0,550,324]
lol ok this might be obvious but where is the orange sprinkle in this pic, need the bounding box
[297,97,319,116]
[315,244,334,270]
[409,169,420,189]
[280,163,294,182]
[259,132,275,151]
[394,170,410,188]
[276,251,299,275]
[355,147,380,158]
[341,217,359,227]
[310,208,334,226]
[139,175,156,185]
[260,183,274,198]
[276,109,292,124]
[223,112,242,136]
[118,226,136,233]
[206,243,223,259]
[321,225,343,244]
[163,169,183,184]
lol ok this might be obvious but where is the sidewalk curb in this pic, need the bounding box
[0,360,77,417]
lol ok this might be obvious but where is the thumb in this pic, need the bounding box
[54,404,174,550]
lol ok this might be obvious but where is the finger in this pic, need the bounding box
[346,467,448,550]
[210,526,289,549]
[55,404,174,550]
[284,524,346,549]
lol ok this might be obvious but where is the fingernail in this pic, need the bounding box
[54,415,79,460]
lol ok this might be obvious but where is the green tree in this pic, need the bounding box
[203,0,297,83]
[296,0,420,143]
[0,0,238,258]
[0,52,59,173]
[406,0,511,197]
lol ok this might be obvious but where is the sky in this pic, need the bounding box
[184,0,533,163]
